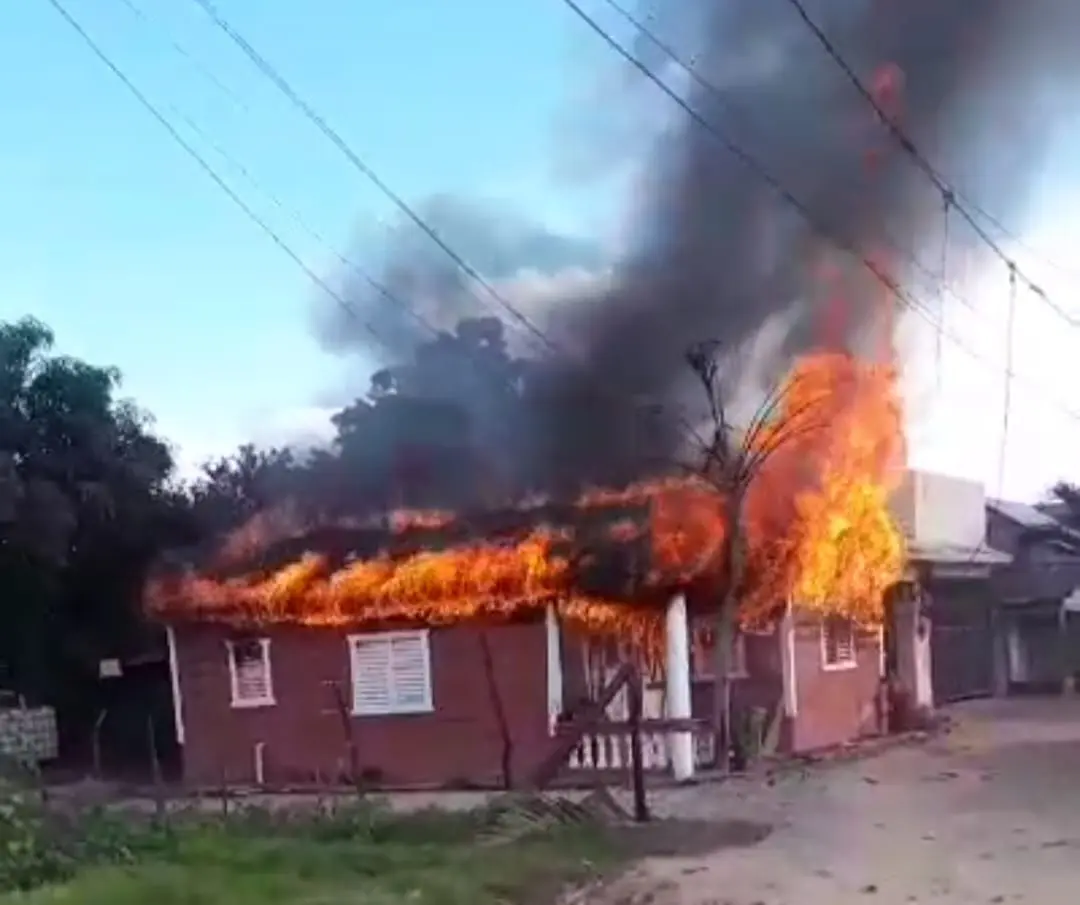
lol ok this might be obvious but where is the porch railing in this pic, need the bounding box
[554,717,715,772]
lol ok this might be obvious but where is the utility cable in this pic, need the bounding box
[44,0,392,353]
[189,0,562,360]
[998,265,1018,496]
[936,195,951,391]
[113,0,436,338]
[169,109,439,340]
[557,0,1080,428]
[115,0,248,113]
[780,0,1080,331]
[593,0,990,334]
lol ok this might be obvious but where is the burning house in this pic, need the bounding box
[143,0,1078,788]
[147,351,925,789]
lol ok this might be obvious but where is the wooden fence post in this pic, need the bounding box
[626,668,649,823]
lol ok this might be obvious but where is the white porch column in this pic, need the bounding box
[544,604,564,730]
[665,592,694,781]
[779,601,799,717]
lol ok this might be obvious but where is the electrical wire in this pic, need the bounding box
[556,0,1080,429]
[935,196,951,391]
[999,265,1018,496]
[114,0,438,340]
[114,0,248,113]
[48,0,1080,475]
[169,108,440,340]
[188,0,563,360]
[779,0,1080,331]
[593,0,990,334]
[42,0,397,354]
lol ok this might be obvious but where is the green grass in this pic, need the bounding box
[0,790,620,905]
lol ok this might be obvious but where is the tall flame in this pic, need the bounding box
[147,349,905,641]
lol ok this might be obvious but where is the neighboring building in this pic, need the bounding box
[892,470,1010,704]
[988,498,1080,693]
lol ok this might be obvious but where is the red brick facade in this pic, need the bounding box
[171,620,550,789]
[789,615,883,752]
[170,609,882,789]
[683,615,881,755]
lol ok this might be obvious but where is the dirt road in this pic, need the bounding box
[604,698,1080,904]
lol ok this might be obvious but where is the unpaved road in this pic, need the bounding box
[604,697,1080,905]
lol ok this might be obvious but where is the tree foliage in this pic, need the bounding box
[0,318,188,699]
[1019,480,1080,555]
[0,310,659,704]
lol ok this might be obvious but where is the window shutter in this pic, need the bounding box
[351,639,393,715]
[235,658,269,701]
[389,635,431,711]
[230,639,272,704]
[835,624,855,662]
[823,618,856,666]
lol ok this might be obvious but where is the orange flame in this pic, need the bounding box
[147,350,905,642]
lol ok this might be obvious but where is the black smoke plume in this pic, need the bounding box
[316,0,1080,495]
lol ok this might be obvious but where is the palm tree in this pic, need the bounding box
[683,342,828,767]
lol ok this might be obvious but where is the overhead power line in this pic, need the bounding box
[114,0,248,113]
[594,0,992,334]
[114,0,437,340]
[161,100,439,340]
[189,0,562,360]
[557,0,1080,428]
[779,0,1080,331]
[45,0,425,357]
[49,0,703,454]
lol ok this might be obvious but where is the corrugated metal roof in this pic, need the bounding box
[987,498,1059,529]
[993,559,1080,603]
[908,540,1011,565]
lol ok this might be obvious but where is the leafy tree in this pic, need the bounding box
[0,317,183,700]
[186,444,306,534]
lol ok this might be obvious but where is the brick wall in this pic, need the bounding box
[171,620,550,789]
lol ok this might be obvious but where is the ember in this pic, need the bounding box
[146,349,905,645]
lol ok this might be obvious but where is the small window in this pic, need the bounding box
[821,617,857,670]
[227,638,275,708]
[348,630,433,716]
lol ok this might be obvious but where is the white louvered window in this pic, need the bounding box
[821,617,857,670]
[227,638,275,707]
[348,630,433,716]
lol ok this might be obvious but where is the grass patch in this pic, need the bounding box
[0,785,622,905]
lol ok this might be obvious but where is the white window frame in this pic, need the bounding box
[821,617,858,671]
[226,637,275,708]
[347,630,434,717]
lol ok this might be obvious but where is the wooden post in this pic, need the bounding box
[626,668,649,823]
[91,709,107,779]
[1059,602,1074,696]
[147,717,166,821]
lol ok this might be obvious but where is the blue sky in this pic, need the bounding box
[5,0,1080,501]
[0,0,616,473]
